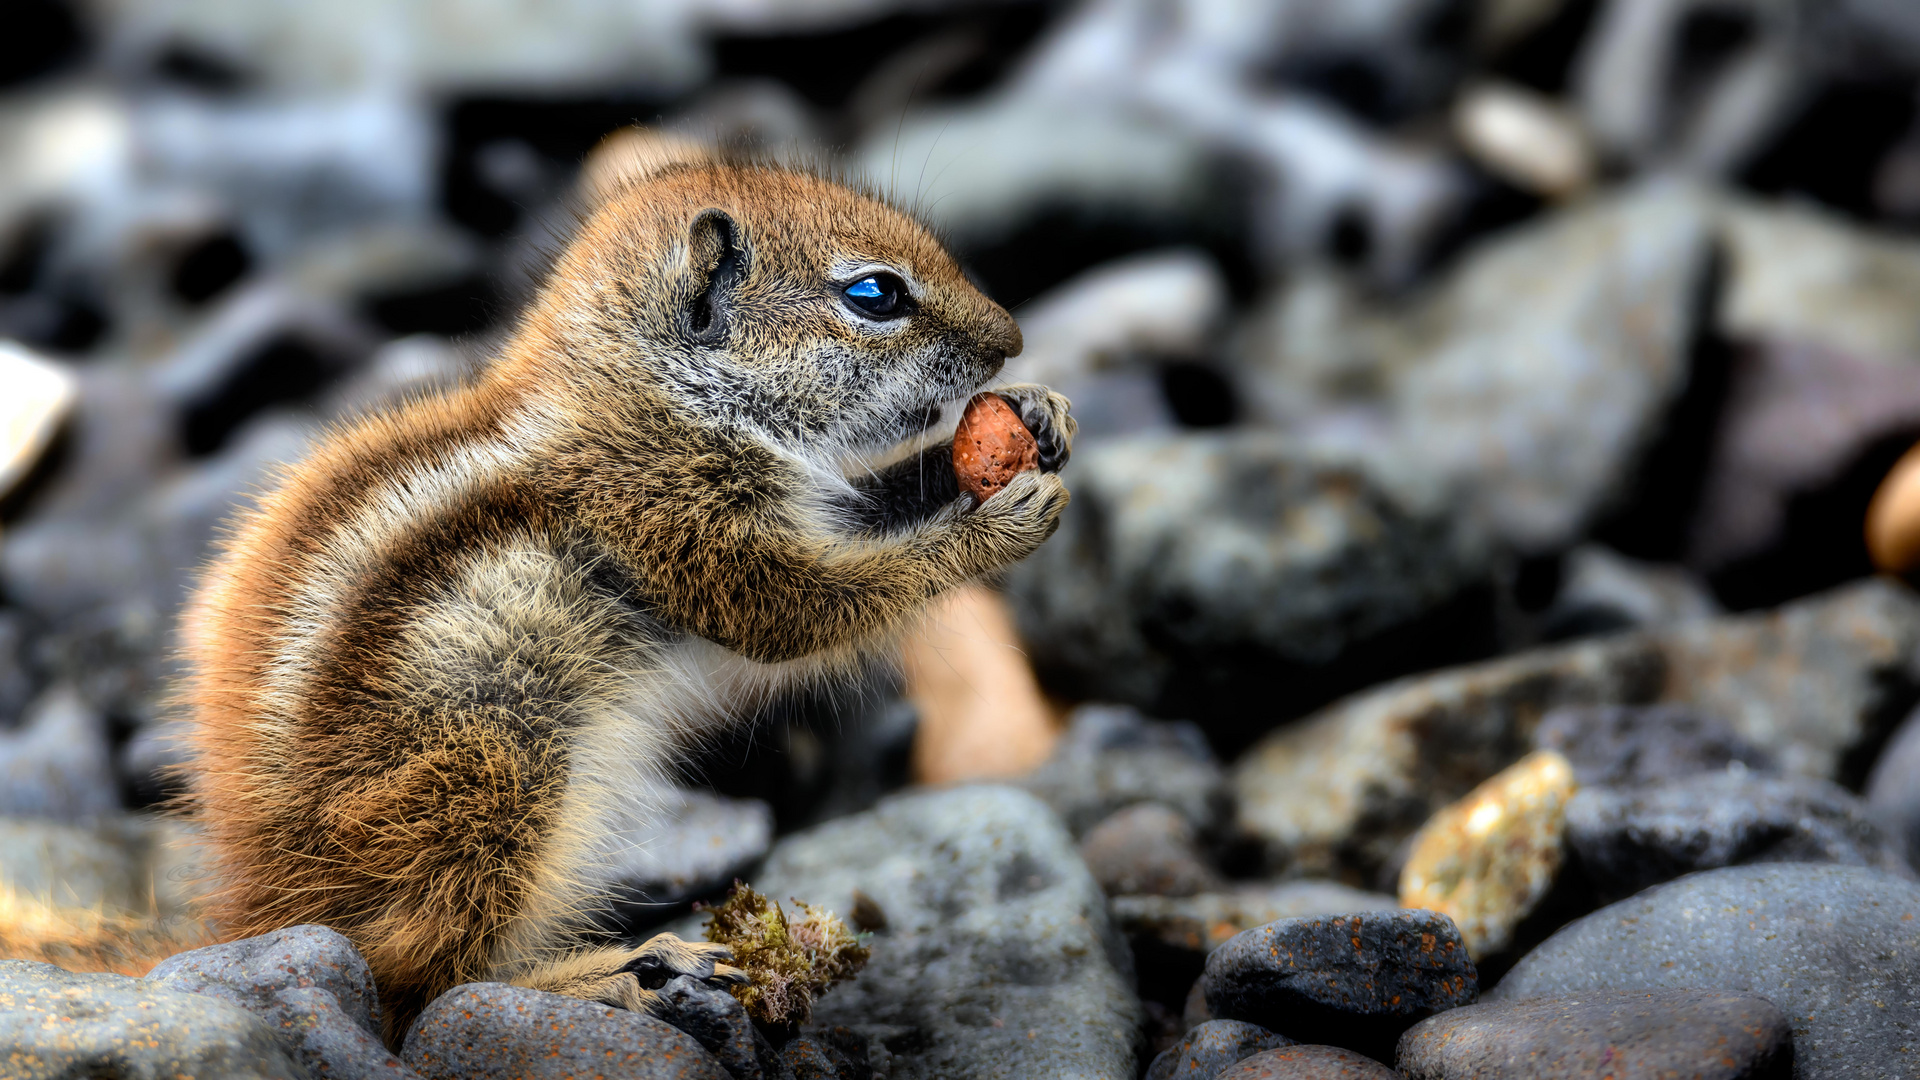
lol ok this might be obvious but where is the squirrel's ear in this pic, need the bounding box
[580,127,714,204]
[682,209,746,346]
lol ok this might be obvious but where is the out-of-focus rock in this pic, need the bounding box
[1452,82,1594,198]
[1113,882,1401,961]
[1692,337,1920,574]
[0,341,74,500]
[1013,249,1229,388]
[1007,434,1491,750]
[1146,1020,1293,1080]
[1218,1046,1401,1079]
[147,925,409,1080]
[1079,802,1221,898]
[1566,772,1912,900]
[1006,250,1229,440]
[1492,864,1920,1080]
[1720,198,1920,360]
[1532,703,1774,787]
[1205,909,1477,1061]
[1396,989,1794,1080]
[404,982,728,1080]
[0,960,304,1079]
[1540,544,1719,640]
[1016,704,1227,839]
[1866,702,1920,866]
[1398,750,1575,959]
[1233,579,1920,878]
[904,584,1061,786]
[739,785,1141,1079]
[1241,181,1715,552]
[594,787,773,927]
[1573,0,1802,176]
[0,684,119,823]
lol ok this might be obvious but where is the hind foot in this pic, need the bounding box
[509,933,747,1016]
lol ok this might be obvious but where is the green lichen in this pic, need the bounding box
[701,881,870,1029]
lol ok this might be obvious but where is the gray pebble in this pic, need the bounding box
[0,959,304,1079]
[1080,802,1221,897]
[146,923,408,1079]
[1532,703,1773,787]
[1147,1019,1293,1080]
[1866,701,1920,867]
[651,973,773,1080]
[1205,909,1476,1061]
[1217,1045,1402,1078]
[402,981,729,1079]
[1492,863,1920,1079]
[1396,989,1791,1079]
[1017,704,1228,837]
[1565,771,1910,899]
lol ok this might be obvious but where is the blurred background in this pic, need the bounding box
[7,0,1920,962]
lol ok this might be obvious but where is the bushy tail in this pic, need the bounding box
[0,884,220,976]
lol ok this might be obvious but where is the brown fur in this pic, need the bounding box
[178,147,1073,1046]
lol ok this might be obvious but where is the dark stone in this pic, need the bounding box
[146,924,406,1079]
[1146,1020,1294,1080]
[1079,802,1220,897]
[1492,864,1920,1079]
[0,959,303,1079]
[1532,703,1774,787]
[402,982,729,1079]
[1866,701,1920,867]
[1216,1044,1402,1078]
[1395,989,1792,1079]
[652,974,773,1080]
[1565,772,1911,899]
[778,1028,873,1080]
[1017,704,1228,838]
[1204,909,1477,1061]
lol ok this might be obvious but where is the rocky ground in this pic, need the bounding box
[8,0,1920,1077]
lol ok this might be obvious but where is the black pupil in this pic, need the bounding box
[845,274,904,317]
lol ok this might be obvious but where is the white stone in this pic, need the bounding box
[0,342,76,502]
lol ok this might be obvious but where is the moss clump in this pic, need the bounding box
[701,881,869,1029]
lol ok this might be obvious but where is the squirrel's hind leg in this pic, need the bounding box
[506,935,747,1014]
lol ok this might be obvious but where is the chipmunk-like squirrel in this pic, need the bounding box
[178,143,1074,1045]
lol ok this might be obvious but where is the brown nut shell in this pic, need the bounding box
[952,393,1040,502]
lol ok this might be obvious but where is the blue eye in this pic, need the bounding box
[843,273,908,318]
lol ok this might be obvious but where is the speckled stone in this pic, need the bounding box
[1114,881,1400,960]
[147,924,406,1079]
[1146,1020,1293,1080]
[1492,864,1920,1079]
[0,959,304,1079]
[650,974,776,1080]
[402,982,730,1079]
[726,785,1142,1079]
[1565,772,1911,901]
[1532,703,1774,787]
[1205,909,1477,1061]
[1217,1045,1402,1078]
[1398,751,1575,959]
[1395,989,1792,1079]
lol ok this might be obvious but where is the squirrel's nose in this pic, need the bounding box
[979,303,1022,362]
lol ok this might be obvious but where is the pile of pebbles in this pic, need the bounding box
[10,0,1920,1075]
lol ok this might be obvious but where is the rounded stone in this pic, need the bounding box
[0,960,304,1080]
[952,393,1038,501]
[1147,1019,1293,1080]
[1398,750,1575,959]
[1217,1045,1402,1079]
[1396,989,1792,1079]
[402,982,729,1079]
[1205,908,1477,1061]
[1492,863,1920,1079]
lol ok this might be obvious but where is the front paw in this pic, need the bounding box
[993,384,1076,473]
[968,468,1070,559]
[624,934,748,991]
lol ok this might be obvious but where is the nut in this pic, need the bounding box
[951,393,1039,502]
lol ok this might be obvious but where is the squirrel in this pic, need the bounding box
[175,142,1075,1046]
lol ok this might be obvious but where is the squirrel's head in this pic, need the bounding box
[533,143,1021,460]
